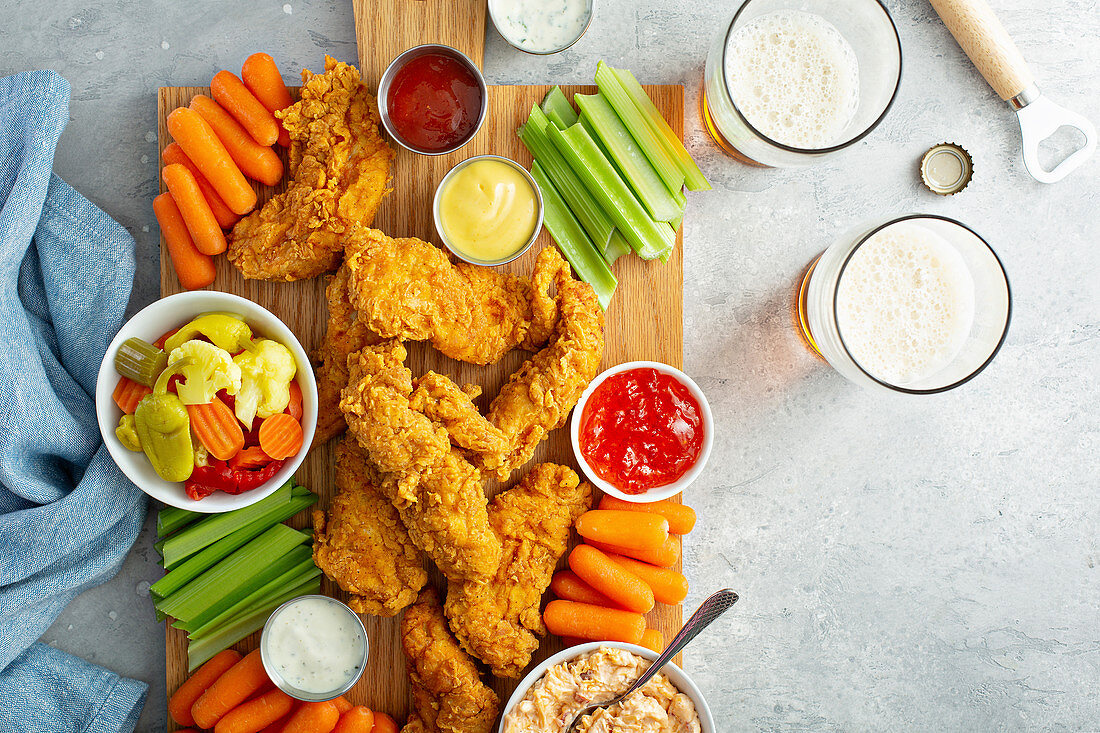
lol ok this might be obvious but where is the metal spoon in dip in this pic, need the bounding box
[563,589,739,733]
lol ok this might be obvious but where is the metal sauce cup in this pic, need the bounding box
[433,155,544,267]
[377,44,488,156]
[488,0,595,55]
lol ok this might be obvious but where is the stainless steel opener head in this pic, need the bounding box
[1013,85,1096,184]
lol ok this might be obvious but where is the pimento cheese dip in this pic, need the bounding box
[502,647,702,733]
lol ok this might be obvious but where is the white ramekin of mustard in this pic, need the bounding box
[260,595,368,701]
[433,155,543,266]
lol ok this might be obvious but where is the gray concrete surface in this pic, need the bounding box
[4,0,1097,730]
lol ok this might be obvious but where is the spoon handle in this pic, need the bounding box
[621,588,739,698]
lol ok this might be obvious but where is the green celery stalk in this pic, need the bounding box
[156,506,202,538]
[541,86,579,129]
[606,63,711,191]
[519,106,615,250]
[547,122,674,260]
[156,524,309,622]
[578,113,617,169]
[604,230,632,265]
[530,161,617,310]
[153,537,166,556]
[149,490,317,599]
[161,482,292,569]
[575,93,682,222]
[187,558,321,639]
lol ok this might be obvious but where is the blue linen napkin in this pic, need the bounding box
[0,70,149,732]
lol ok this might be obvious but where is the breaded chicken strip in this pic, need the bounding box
[445,463,594,678]
[312,438,426,616]
[401,588,499,733]
[410,373,507,455]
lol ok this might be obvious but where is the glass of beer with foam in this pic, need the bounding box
[704,0,902,167]
[796,215,1011,393]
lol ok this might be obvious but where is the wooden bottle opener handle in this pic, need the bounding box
[928,0,1034,101]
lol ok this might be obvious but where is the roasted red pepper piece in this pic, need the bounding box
[183,457,284,498]
[229,459,284,494]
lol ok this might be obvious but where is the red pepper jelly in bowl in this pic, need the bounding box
[571,362,713,502]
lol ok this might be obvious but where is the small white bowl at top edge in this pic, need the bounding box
[498,641,715,733]
[487,0,595,56]
[95,291,318,513]
[570,361,713,503]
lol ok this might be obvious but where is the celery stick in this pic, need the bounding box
[156,506,201,538]
[604,230,632,265]
[149,491,317,599]
[187,558,321,639]
[530,161,617,310]
[606,63,711,191]
[579,113,617,169]
[161,482,293,569]
[575,93,682,222]
[156,524,309,621]
[541,86,579,129]
[547,122,674,260]
[519,106,614,249]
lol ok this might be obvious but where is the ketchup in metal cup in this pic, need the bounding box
[579,367,705,493]
[386,53,482,152]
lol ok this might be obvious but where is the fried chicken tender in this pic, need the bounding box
[410,373,507,455]
[227,57,393,281]
[340,341,501,583]
[312,438,426,616]
[476,269,605,481]
[445,463,594,678]
[401,588,500,733]
[342,229,566,364]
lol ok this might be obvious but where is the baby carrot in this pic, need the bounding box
[331,697,353,715]
[192,649,269,729]
[113,376,152,415]
[188,396,245,460]
[333,706,374,733]
[371,713,399,733]
[211,70,280,147]
[214,688,294,733]
[242,53,293,147]
[639,628,665,653]
[598,495,697,535]
[168,649,242,726]
[282,701,340,733]
[551,571,625,609]
[167,106,256,215]
[162,142,239,229]
[543,600,646,645]
[190,94,284,187]
[575,510,669,551]
[153,193,216,291]
[605,553,688,605]
[258,413,304,460]
[569,544,654,614]
[162,163,228,255]
[285,380,303,421]
[586,537,681,568]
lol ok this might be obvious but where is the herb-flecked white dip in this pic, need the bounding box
[264,596,365,694]
[491,0,592,53]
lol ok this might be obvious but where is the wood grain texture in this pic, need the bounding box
[929,0,1034,100]
[159,82,684,726]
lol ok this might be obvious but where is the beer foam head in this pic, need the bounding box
[836,222,976,386]
[724,10,860,149]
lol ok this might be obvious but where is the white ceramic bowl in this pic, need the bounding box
[95,291,318,513]
[570,361,713,503]
[498,641,715,733]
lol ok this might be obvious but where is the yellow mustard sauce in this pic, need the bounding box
[439,159,539,262]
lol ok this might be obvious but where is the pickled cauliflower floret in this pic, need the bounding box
[168,340,242,405]
[232,338,297,429]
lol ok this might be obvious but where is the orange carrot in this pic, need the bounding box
[154,328,180,350]
[162,143,240,229]
[569,544,654,613]
[229,445,273,471]
[168,649,242,727]
[215,688,294,733]
[586,537,681,568]
[371,713,399,733]
[242,53,293,147]
[575,510,668,551]
[333,707,374,733]
[285,380,303,421]
[162,163,228,255]
[543,600,646,645]
[188,396,245,460]
[332,697,353,715]
[167,106,256,215]
[551,571,625,609]
[192,649,270,729]
[190,94,284,187]
[113,376,152,415]
[639,628,665,653]
[211,70,280,147]
[282,701,340,733]
[598,495,696,535]
[154,192,217,291]
[258,413,304,460]
[605,553,688,605]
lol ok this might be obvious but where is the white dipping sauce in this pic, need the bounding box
[491,0,591,53]
[264,597,365,694]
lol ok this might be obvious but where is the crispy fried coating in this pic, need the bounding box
[445,463,594,678]
[227,57,393,281]
[342,230,566,365]
[312,438,426,616]
[401,588,500,733]
[410,373,508,455]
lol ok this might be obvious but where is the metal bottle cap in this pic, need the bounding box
[920,143,973,195]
